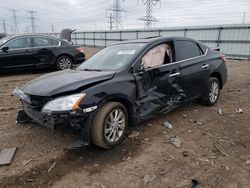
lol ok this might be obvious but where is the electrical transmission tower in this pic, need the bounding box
[107,13,115,30]
[10,9,19,33]
[138,0,161,29]
[28,11,37,33]
[106,0,126,30]
[2,19,7,33]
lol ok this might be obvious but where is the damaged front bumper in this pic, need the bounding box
[17,102,95,146]
[13,87,98,146]
[20,102,86,130]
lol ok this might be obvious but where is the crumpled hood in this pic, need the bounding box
[22,69,115,97]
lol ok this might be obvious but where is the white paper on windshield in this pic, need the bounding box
[117,50,136,55]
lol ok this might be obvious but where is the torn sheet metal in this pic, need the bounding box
[134,64,186,118]
[133,42,187,118]
[0,147,17,166]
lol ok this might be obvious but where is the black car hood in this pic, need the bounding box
[22,69,116,97]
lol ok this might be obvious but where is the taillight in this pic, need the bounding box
[221,53,227,63]
[76,47,84,53]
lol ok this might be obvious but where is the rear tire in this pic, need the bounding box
[56,55,73,70]
[91,102,128,149]
[200,77,220,106]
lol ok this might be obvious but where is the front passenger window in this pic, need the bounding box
[142,44,170,69]
[7,38,31,49]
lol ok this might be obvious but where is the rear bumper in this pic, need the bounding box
[74,53,85,64]
[75,57,85,64]
[220,64,228,88]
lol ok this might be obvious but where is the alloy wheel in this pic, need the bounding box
[104,109,126,143]
[59,57,72,70]
[209,81,219,103]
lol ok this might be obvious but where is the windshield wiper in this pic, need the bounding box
[81,68,102,71]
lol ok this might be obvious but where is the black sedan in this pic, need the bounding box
[0,33,6,39]
[0,34,85,72]
[13,36,227,149]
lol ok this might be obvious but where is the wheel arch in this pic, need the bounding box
[99,96,135,127]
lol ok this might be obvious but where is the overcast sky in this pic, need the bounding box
[0,0,250,33]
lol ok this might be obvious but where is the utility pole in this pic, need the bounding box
[10,9,19,33]
[10,25,14,33]
[106,0,127,30]
[107,13,115,30]
[138,0,161,29]
[51,23,55,34]
[28,10,37,33]
[2,19,7,33]
[243,12,246,24]
[25,26,29,33]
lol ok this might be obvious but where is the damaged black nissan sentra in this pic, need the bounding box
[13,37,227,149]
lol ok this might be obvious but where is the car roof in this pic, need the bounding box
[112,36,201,45]
[4,34,60,40]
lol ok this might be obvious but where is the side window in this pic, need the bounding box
[7,38,31,49]
[33,37,51,47]
[51,39,60,46]
[174,40,203,61]
[141,43,172,69]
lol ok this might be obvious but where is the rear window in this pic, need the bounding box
[174,40,203,61]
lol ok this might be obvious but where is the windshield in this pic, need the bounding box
[0,36,13,46]
[78,43,146,71]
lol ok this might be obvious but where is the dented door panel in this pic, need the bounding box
[134,63,186,118]
[180,58,209,100]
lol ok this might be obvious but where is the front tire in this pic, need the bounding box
[91,102,128,149]
[200,77,220,106]
[56,55,73,70]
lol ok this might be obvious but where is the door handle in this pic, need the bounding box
[169,72,181,77]
[202,64,209,69]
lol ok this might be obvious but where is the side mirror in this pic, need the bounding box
[1,46,9,52]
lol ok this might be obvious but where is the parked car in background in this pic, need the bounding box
[0,33,6,39]
[0,34,85,72]
[13,36,227,149]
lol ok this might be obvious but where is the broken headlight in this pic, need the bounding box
[41,93,86,114]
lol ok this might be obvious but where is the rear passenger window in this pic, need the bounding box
[33,37,59,47]
[174,40,203,61]
[33,37,51,47]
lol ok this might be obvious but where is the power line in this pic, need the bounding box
[106,0,127,30]
[138,0,161,29]
[27,10,38,33]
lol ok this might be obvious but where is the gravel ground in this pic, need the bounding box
[0,49,249,188]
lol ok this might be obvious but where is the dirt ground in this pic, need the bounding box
[0,48,249,188]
